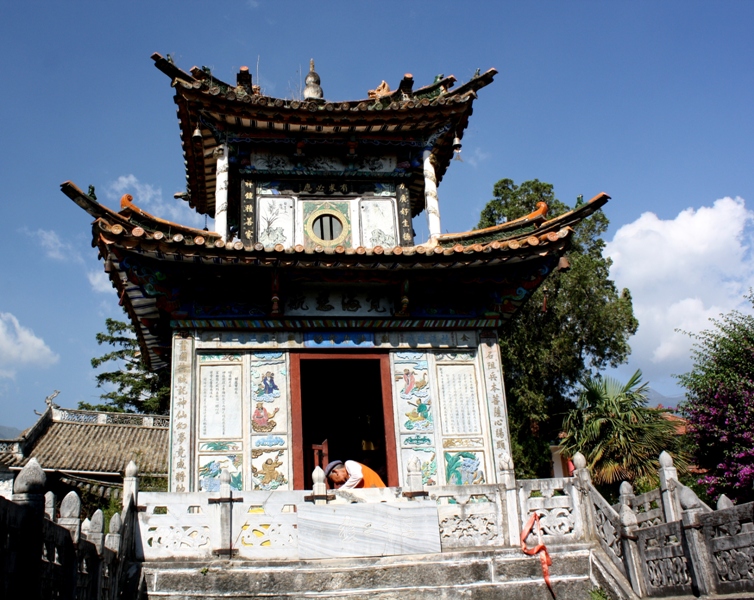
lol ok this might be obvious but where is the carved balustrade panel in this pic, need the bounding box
[39,517,77,598]
[232,490,304,559]
[700,501,754,595]
[429,484,507,550]
[633,489,665,529]
[636,520,692,597]
[75,540,100,600]
[589,483,626,575]
[136,492,214,560]
[518,478,583,545]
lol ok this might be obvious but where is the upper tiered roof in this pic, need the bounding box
[151,53,497,217]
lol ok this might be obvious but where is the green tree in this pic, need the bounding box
[677,295,754,503]
[81,318,170,414]
[560,370,684,486]
[478,179,638,477]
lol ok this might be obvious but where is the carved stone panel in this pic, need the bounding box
[700,502,754,595]
[257,196,294,248]
[359,198,396,247]
[636,520,693,597]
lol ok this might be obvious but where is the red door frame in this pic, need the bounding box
[289,352,398,489]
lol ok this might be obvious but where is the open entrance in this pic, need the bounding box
[290,354,397,489]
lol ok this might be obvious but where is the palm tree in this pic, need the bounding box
[561,370,684,485]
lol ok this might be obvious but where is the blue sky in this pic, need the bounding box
[1,2,753,429]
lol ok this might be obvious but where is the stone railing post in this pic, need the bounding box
[500,451,520,546]
[209,468,240,557]
[619,503,647,597]
[44,490,56,521]
[658,451,681,522]
[402,456,431,501]
[105,512,122,553]
[11,458,46,600]
[58,491,82,544]
[679,485,716,596]
[571,452,597,541]
[618,481,636,510]
[123,460,139,510]
[87,508,105,554]
[312,466,328,505]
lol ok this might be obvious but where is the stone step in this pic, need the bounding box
[140,544,600,599]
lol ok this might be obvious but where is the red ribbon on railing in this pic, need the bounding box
[521,512,554,596]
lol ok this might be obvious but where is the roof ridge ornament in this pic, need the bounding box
[303,59,323,100]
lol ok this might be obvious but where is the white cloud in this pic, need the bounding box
[22,228,82,262]
[106,174,207,229]
[87,270,112,294]
[0,313,59,378]
[605,197,754,390]
[465,147,490,168]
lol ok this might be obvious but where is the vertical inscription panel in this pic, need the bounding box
[396,183,413,246]
[170,333,194,492]
[240,180,256,248]
[199,364,243,439]
[437,365,482,436]
[481,333,512,480]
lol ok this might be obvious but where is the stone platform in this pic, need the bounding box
[139,543,622,599]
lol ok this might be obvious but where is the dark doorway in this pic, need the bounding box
[299,359,387,489]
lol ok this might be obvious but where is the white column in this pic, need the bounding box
[423,149,441,239]
[215,143,229,242]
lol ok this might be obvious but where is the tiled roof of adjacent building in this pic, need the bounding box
[0,407,168,477]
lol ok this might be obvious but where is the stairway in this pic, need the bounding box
[139,543,629,599]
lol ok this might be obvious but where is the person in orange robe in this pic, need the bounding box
[324,460,385,489]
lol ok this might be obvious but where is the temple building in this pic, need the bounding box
[62,54,607,499]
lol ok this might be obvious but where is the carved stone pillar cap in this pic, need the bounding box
[14,457,46,493]
[90,508,104,533]
[717,494,734,510]
[109,512,122,535]
[125,460,139,478]
[572,452,586,470]
[220,468,231,485]
[659,450,674,468]
[60,490,81,519]
[619,481,634,495]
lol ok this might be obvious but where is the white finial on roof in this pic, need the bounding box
[304,59,323,100]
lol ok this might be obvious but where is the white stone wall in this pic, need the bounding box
[169,330,513,492]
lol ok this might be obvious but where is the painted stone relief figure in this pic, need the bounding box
[252,402,279,433]
[395,352,434,433]
[254,371,281,402]
[251,450,288,491]
[401,368,432,431]
[445,451,486,486]
[199,454,243,491]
